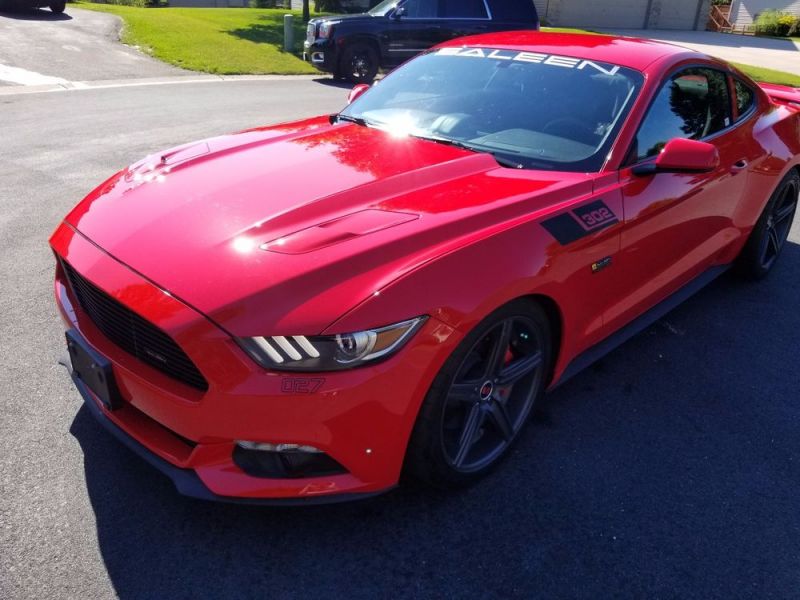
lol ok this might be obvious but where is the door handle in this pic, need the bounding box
[731,159,748,173]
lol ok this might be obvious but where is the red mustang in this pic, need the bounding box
[51,33,800,503]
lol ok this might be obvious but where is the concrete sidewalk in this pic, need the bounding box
[601,29,800,76]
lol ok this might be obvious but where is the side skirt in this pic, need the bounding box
[553,264,730,388]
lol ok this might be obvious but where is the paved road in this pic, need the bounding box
[604,29,800,76]
[0,7,188,85]
[2,76,800,600]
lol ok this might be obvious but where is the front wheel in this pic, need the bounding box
[339,43,378,84]
[405,299,553,488]
[50,0,66,13]
[735,170,799,280]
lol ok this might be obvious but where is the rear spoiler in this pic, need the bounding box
[758,83,800,110]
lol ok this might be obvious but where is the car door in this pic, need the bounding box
[438,0,491,40]
[385,0,443,66]
[604,66,754,332]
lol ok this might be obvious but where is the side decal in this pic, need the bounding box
[541,200,620,245]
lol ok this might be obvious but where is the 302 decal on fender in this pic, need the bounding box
[541,200,620,245]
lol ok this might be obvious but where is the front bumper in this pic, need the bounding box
[303,39,339,73]
[51,223,457,502]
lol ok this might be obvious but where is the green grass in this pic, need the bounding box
[71,4,800,86]
[732,62,800,86]
[541,26,600,34]
[74,3,318,74]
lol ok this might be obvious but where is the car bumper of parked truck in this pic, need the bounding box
[303,40,339,74]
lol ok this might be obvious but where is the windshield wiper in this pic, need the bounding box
[410,134,525,169]
[333,114,371,127]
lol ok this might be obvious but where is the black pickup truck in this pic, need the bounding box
[303,0,540,83]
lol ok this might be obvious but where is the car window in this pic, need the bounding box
[634,67,731,161]
[401,0,438,18]
[440,0,488,18]
[339,48,643,172]
[734,78,755,121]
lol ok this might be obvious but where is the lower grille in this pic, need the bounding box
[61,260,209,392]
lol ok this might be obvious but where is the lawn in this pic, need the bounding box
[731,62,800,86]
[74,3,318,74]
[72,3,800,86]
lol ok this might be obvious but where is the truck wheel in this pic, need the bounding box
[50,0,66,13]
[340,43,378,84]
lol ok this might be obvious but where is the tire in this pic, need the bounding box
[735,169,799,280]
[405,299,553,488]
[339,43,379,84]
[50,0,65,13]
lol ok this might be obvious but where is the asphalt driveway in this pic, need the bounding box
[0,7,188,85]
[604,29,800,76]
[1,11,800,600]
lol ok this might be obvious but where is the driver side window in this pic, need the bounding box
[400,0,438,18]
[634,67,731,161]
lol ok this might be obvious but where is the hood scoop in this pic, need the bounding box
[260,209,418,254]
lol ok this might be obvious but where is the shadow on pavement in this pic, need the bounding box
[0,6,72,20]
[70,242,800,598]
[313,77,356,90]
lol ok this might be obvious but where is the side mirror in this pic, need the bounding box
[632,138,720,176]
[391,6,406,19]
[347,83,370,105]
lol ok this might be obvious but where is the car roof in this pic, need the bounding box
[436,31,701,73]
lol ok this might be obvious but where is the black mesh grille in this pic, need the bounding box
[62,260,208,392]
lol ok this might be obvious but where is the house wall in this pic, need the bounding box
[730,0,800,26]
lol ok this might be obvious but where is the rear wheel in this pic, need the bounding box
[735,170,799,280]
[50,0,66,13]
[406,299,552,488]
[339,43,378,84]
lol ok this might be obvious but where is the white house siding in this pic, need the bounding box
[730,0,800,26]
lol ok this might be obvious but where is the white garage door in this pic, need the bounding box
[554,0,649,29]
[653,0,702,29]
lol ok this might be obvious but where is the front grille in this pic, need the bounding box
[62,260,209,392]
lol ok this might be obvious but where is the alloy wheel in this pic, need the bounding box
[440,316,545,472]
[760,176,799,270]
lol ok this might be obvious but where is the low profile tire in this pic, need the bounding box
[735,170,799,280]
[339,43,379,84]
[405,299,553,488]
[50,0,66,13]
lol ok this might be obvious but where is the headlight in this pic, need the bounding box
[318,20,336,39]
[238,317,427,371]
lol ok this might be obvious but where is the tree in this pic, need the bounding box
[303,0,310,21]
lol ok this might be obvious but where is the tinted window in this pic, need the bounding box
[340,48,643,172]
[635,67,731,161]
[734,78,755,120]
[441,0,488,18]
[401,0,438,18]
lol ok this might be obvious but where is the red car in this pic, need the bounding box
[51,33,800,504]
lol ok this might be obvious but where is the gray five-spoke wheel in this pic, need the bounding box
[759,176,798,270]
[441,316,545,472]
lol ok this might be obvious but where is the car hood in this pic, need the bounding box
[65,116,593,335]
[312,13,375,26]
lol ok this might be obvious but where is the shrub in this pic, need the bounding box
[251,0,290,7]
[93,0,163,6]
[755,9,800,37]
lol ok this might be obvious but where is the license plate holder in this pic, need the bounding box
[66,329,122,411]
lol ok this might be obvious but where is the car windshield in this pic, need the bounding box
[368,0,399,16]
[338,47,644,172]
